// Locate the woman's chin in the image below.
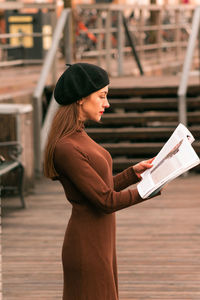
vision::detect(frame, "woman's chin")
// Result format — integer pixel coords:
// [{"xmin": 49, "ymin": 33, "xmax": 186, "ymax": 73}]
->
[{"xmin": 94, "ymin": 116, "xmax": 102, "ymax": 122}]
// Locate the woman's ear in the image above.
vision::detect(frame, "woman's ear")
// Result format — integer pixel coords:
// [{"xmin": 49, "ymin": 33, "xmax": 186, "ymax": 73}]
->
[{"xmin": 77, "ymin": 99, "xmax": 83, "ymax": 105}]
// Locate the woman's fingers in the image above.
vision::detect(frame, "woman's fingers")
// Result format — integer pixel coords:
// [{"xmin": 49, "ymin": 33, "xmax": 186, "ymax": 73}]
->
[
  {"xmin": 133, "ymin": 157, "xmax": 156, "ymax": 179},
  {"xmin": 140, "ymin": 161, "xmax": 153, "ymax": 170},
  {"xmin": 145, "ymin": 157, "xmax": 155, "ymax": 164}
]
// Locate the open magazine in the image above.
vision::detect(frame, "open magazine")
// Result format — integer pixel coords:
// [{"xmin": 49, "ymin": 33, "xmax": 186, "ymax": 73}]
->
[{"xmin": 137, "ymin": 123, "xmax": 200, "ymax": 199}]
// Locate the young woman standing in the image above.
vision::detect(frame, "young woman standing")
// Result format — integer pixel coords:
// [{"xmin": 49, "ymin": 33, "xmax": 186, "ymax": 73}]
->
[{"xmin": 44, "ymin": 63, "xmax": 161, "ymax": 300}]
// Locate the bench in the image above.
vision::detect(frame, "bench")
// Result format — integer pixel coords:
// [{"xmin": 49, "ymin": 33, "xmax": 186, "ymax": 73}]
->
[{"xmin": 0, "ymin": 141, "xmax": 25, "ymax": 208}]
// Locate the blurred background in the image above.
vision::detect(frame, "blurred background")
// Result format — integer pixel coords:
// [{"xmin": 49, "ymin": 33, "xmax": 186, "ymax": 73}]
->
[{"xmin": 1, "ymin": 0, "xmax": 200, "ymax": 299}]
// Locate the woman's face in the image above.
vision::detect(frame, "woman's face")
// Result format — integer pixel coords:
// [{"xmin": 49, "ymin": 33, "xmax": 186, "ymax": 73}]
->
[{"xmin": 78, "ymin": 85, "xmax": 109, "ymax": 122}]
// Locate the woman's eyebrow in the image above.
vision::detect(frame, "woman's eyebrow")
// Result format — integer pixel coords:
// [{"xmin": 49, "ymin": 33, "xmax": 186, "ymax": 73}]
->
[{"xmin": 100, "ymin": 91, "xmax": 108, "ymax": 95}]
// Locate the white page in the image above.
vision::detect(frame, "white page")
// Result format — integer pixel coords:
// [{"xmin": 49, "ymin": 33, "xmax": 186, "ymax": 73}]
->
[
  {"xmin": 141, "ymin": 124, "xmax": 195, "ymax": 180},
  {"xmin": 137, "ymin": 124, "xmax": 200, "ymax": 199}
]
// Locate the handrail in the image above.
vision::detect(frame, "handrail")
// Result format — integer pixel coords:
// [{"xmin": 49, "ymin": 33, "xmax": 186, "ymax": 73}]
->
[
  {"xmin": 75, "ymin": 4, "xmax": 196, "ymax": 76},
  {"xmin": 33, "ymin": 8, "xmax": 72, "ymax": 176},
  {"xmin": 0, "ymin": 32, "xmax": 52, "ymax": 39},
  {"xmin": 177, "ymin": 6, "xmax": 200, "ymax": 126},
  {"xmin": 78, "ymin": 3, "xmax": 196, "ymax": 10},
  {"xmin": 1, "ymin": 4, "xmax": 196, "ymax": 74},
  {"xmin": 33, "ymin": 9, "xmax": 71, "ymax": 100},
  {"xmin": 122, "ymin": 13, "xmax": 144, "ymax": 75},
  {"xmin": 0, "ymin": 2, "xmax": 56, "ymax": 67},
  {"xmin": 0, "ymin": 2, "xmax": 56, "ymax": 10}
]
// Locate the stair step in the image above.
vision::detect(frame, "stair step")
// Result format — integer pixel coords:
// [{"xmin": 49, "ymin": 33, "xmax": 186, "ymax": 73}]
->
[
  {"xmin": 108, "ymin": 97, "xmax": 200, "ymax": 111},
  {"xmin": 101, "ymin": 111, "xmax": 200, "ymax": 126},
  {"xmin": 101, "ymin": 142, "xmax": 164, "ymax": 156},
  {"xmin": 86, "ymin": 126, "xmax": 200, "ymax": 141},
  {"xmin": 108, "ymin": 85, "xmax": 200, "ymax": 98},
  {"xmin": 112, "ymin": 157, "xmax": 141, "ymax": 172},
  {"xmin": 112, "ymin": 157, "xmax": 200, "ymax": 173},
  {"xmin": 87, "ymin": 91, "xmax": 200, "ymax": 173},
  {"xmin": 101, "ymin": 142, "xmax": 200, "ymax": 156}
]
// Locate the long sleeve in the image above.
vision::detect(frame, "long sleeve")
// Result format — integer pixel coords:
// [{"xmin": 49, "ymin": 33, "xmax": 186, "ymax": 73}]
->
[
  {"xmin": 113, "ymin": 166, "xmax": 140, "ymax": 192},
  {"xmin": 54, "ymin": 141, "xmax": 148, "ymax": 214}
]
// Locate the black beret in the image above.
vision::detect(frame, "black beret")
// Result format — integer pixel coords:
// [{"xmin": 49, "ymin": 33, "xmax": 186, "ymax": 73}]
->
[{"xmin": 54, "ymin": 63, "xmax": 109, "ymax": 105}]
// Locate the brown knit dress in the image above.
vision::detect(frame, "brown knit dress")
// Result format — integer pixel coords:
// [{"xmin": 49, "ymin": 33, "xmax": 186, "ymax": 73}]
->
[{"xmin": 54, "ymin": 127, "xmax": 145, "ymax": 300}]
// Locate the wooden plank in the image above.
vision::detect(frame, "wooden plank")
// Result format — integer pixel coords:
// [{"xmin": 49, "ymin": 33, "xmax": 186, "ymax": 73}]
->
[
  {"xmin": 108, "ymin": 85, "xmax": 200, "ymax": 98},
  {"xmin": 1, "ymin": 60, "xmax": 200, "ymax": 100},
  {"xmin": 87, "ymin": 126, "xmax": 200, "ymax": 142},
  {"xmin": 86, "ymin": 126, "xmax": 200, "ymax": 141},
  {"xmin": 86, "ymin": 127, "xmax": 174, "ymax": 141},
  {"xmin": 108, "ymin": 98, "xmax": 200, "ymax": 111},
  {"xmin": 101, "ymin": 141, "xmax": 200, "ymax": 156},
  {"xmin": 101, "ymin": 111, "xmax": 200, "ymax": 126},
  {"xmin": 117, "ymin": 174, "xmax": 200, "ymax": 299},
  {"xmin": 109, "ymin": 75, "xmax": 200, "ymax": 98},
  {"xmin": 0, "ymin": 204, "xmax": 1, "ymax": 300},
  {"xmin": 2, "ymin": 178, "xmax": 66, "ymax": 300},
  {"xmin": 2, "ymin": 175, "xmax": 200, "ymax": 299},
  {"xmin": 101, "ymin": 142, "xmax": 164, "ymax": 156},
  {"xmin": 112, "ymin": 158, "xmax": 200, "ymax": 173}
]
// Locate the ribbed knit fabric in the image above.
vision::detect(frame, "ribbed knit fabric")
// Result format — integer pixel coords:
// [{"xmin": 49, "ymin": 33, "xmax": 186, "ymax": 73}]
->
[{"xmin": 54, "ymin": 128, "xmax": 145, "ymax": 300}]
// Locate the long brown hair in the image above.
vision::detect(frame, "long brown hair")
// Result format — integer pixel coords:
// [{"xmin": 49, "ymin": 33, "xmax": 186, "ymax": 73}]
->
[{"xmin": 43, "ymin": 103, "xmax": 83, "ymax": 179}]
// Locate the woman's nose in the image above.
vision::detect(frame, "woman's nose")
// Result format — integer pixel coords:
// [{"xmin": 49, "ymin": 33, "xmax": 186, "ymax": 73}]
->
[{"xmin": 104, "ymin": 98, "xmax": 110, "ymax": 108}]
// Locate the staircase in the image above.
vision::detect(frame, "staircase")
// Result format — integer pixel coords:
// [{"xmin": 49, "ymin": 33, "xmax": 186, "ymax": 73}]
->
[{"xmin": 86, "ymin": 96, "xmax": 200, "ymax": 173}]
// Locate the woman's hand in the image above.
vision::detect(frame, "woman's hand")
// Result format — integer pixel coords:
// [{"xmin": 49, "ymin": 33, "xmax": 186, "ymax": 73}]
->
[{"xmin": 133, "ymin": 157, "xmax": 155, "ymax": 180}]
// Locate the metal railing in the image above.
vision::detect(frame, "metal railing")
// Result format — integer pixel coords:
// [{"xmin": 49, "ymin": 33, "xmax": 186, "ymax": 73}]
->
[
  {"xmin": 0, "ymin": 31, "xmax": 53, "ymax": 67},
  {"xmin": 1, "ymin": 3, "xmax": 198, "ymax": 75},
  {"xmin": 178, "ymin": 5, "xmax": 200, "ymax": 127},
  {"xmin": 33, "ymin": 8, "xmax": 72, "ymax": 175},
  {"xmin": 1, "ymin": 3, "xmax": 199, "ymax": 175},
  {"xmin": 74, "ymin": 4, "xmax": 198, "ymax": 76},
  {"xmin": 0, "ymin": 2, "xmax": 56, "ymax": 67}
]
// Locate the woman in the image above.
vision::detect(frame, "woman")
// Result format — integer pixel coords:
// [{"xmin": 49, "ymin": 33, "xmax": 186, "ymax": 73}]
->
[{"xmin": 44, "ymin": 63, "xmax": 161, "ymax": 300}]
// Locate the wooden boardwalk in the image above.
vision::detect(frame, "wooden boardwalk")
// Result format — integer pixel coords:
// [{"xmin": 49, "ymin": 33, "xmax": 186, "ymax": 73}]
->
[
  {"xmin": 2, "ymin": 174, "xmax": 200, "ymax": 300},
  {"xmin": 0, "ymin": 59, "xmax": 200, "ymax": 101}
]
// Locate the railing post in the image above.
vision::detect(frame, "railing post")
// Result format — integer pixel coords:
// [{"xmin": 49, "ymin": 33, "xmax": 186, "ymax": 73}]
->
[
  {"xmin": 122, "ymin": 13, "xmax": 144, "ymax": 75},
  {"xmin": 51, "ymin": 10, "xmax": 58, "ymax": 85},
  {"xmin": 139, "ymin": 8, "xmax": 145, "ymax": 59},
  {"xmin": 178, "ymin": 6, "xmax": 200, "ymax": 126},
  {"xmin": 178, "ymin": 95, "xmax": 187, "ymax": 126},
  {"xmin": 175, "ymin": 8, "xmax": 181, "ymax": 60},
  {"xmin": 64, "ymin": 9, "xmax": 72, "ymax": 64},
  {"xmin": 157, "ymin": 8, "xmax": 162, "ymax": 62},
  {"xmin": 33, "ymin": 9, "xmax": 71, "ymax": 176},
  {"xmin": 105, "ymin": 8, "xmax": 111, "ymax": 74},
  {"xmin": 117, "ymin": 10, "xmax": 124, "ymax": 76},
  {"xmin": 97, "ymin": 10, "xmax": 103, "ymax": 67},
  {"xmin": 33, "ymin": 95, "xmax": 43, "ymax": 176}
]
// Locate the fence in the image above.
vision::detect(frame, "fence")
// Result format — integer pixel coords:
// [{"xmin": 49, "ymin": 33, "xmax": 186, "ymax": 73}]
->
[
  {"xmin": 0, "ymin": 3, "xmax": 198, "ymax": 76},
  {"xmin": 0, "ymin": 2, "xmax": 56, "ymax": 67},
  {"xmin": 74, "ymin": 4, "xmax": 198, "ymax": 76},
  {"xmin": 1, "ymin": 3, "xmax": 200, "ymax": 174}
]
